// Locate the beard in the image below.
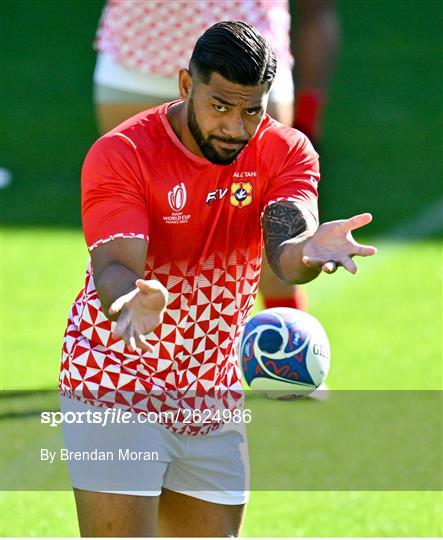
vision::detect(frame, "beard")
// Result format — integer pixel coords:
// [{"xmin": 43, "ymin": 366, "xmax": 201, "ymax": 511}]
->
[{"xmin": 187, "ymin": 97, "xmax": 249, "ymax": 165}]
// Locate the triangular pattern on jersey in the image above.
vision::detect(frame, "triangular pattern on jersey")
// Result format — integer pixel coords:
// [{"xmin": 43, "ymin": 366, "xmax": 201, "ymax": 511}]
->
[{"xmin": 59, "ymin": 249, "xmax": 261, "ymax": 436}]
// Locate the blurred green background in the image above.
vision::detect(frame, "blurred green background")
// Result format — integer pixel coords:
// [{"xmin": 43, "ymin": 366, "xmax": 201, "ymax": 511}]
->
[
  {"xmin": 1, "ymin": 0, "xmax": 442, "ymax": 537},
  {"xmin": 2, "ymin": 0, "xmax": 441, "ymax": 230}
]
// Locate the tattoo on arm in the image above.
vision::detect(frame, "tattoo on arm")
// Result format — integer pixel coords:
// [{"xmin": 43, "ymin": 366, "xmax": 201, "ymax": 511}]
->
[{"xmin": 262, "ymin": 202, "xmax": 318, "ymax": 279}]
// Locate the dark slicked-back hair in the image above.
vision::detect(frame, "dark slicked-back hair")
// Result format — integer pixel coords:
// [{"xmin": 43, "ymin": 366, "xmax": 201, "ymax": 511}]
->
[{"xmin": 189, "ymin": 21, "xmax": 277, "ymax": 87}]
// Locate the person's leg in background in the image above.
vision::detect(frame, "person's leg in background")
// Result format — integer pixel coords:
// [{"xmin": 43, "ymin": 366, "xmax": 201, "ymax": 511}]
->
[
  {"xmin": 258, "ymin": 255, "xmax": 308, "ymax": 311},
  {"xmin": 292, "ymin": 0, "xmax": 341, "ymax": 144},
  {"xmin": 257, "ymin": 0, "xmax": 342, "ymax": 312},
  {"xmin": 259, "ymin": 63, "xmax": 309, "ymax": 311},
  {"xmin": 94, "ymin": 85, "xmax": 163, "ymax": 134},
  {"xmin": 93, "ymin": 52, "xmax": 177, "ymax": 134}
]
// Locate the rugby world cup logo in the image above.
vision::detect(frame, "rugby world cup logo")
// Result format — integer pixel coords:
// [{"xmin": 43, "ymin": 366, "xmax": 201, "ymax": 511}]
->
[{"xmin": 168, "ymin": 182, "xmax": 187, "ymax": 211}]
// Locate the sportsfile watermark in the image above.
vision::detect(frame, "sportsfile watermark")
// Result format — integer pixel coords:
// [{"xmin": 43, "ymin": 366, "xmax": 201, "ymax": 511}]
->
[
  {"xmin": 40, "ymin": 407, "xmax": 252, "ymax": 427},
  {"xmin": 1, "ymin": 390, "xmax": 441, "ymax": 491}
]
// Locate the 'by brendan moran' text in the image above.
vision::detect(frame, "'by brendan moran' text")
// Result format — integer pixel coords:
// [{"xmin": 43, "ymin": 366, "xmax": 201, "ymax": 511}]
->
[{"xmin": 41, "ymin": 448, "xmax": 160, "ymax": 463}]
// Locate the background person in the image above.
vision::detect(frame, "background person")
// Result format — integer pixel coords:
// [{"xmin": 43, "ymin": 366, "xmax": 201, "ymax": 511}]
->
[{"xmin": 290, "ymin": 0, "xmax": 340, "ymax": 144}]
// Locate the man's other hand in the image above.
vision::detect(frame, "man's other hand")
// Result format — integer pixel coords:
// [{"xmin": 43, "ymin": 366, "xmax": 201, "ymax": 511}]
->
[
  {"xmin": 302, "ymin": 213, "xmax": 377, "ymax": 275},
  {"xmin": 109, "ymin": 279, "xmax": 169, "ymax": 352}
]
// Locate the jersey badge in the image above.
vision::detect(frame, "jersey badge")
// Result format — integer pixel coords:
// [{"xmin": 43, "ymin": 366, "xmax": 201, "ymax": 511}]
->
[{"xmin": 230, "ymin": 182, "xmax": 253, "ymax": 208}]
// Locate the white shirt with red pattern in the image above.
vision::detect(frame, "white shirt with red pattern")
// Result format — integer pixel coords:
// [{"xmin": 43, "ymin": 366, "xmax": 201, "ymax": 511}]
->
[{"xmin": 95, "ymin": 0, "xmax": 293, "ymax": 77}]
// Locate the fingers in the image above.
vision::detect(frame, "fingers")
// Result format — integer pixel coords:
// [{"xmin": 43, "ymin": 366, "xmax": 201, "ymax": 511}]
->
[
  {"xmin": 136, "ymin": 279, "xmax": 168, "ymax": 311},
  {"xmin": 109, "ymin": 278, "xmax": 168, "ymax": 314},
  {"xmin": 124, "ymin": 331, "xmax": 154, "ymax": 353},
  {"xmin": 113, "ymin": 325, "xmax": 154, "ymax": 353},
  {"xmin": 129, "ymin": 333, "xmax": 154, "ymax": 353},
  {"xmin": 352, "ymin": 243, "xmax": 378, "ymax": 257},
  {"xmin": 125, "ymin": 334, "xmax": 154, "ymax": 353},
  {"xmin": 113, "ymin": 315, "xmax": 138, "ymax": 352},
  {"xmin": 136, "ymin": 279, "xmax": 155, "ymax": 293},
  {"xmin": 303, "ymin": 256, "xmax": 357, "ymax": 275},
  {"xmin": 112, "ymin": 312, "xmax": 154, "ymax": 353},
  {"xmin": 129, "ymin": 335, "xmax": 137, "ymax": 352},
  {"xmin": 340, "ymin": 256, "xmax": 358, "ymax": 274},
  {"xmin": 108, "ymin": 298, "xmax": 124, "ymax": 316},
  {"xmin": 303, "ymin": 256, "xmax": 337, "ymax": 274},
  {"xmin": 343, "ymin": 213, "xmax": 373, "ymax": 232},
  {"xmin": 136, "ymin": 279, "xmax": 168, "ymax": 297},
  {"xmin": 321, "ymin": 261, "xmax": 337, "ymax": 274},
  {"xmin": 109, "ymin": 288, "xmax": 139, "ymax": 316},
  {"xmin": 127, "ymin": 332, "xmax": 154, "ymax": 353},
  {"xmin": 112, "ymin": 308, "xmax": 131, "ymax": 339},
  {"xmin": 303, "ymin": 256, "xmax": 326, "ymax": 271},
  {"xmin": 138, "ymin": 335, "xmax": 154, "ymax": 353},
  {"xmin": 110, "ymin": 280, "xmax": 167, "ymax": 352}
]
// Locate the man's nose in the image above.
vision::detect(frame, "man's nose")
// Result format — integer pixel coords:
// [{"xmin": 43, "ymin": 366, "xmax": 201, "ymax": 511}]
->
[{"xmin": 220, "ymin": 112, "xmax": 247, "ymax": 140}]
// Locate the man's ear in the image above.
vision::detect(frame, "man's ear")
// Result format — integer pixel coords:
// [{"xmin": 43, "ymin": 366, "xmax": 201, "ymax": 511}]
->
[{"xmin": 178, "ymin": 68, "xmax": 193, "ymax": 99}]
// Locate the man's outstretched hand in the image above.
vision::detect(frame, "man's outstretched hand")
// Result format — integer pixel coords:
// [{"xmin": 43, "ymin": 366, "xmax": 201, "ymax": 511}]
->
[
  {"xmin": 302, "ymin": 213, "xmax": 377, "ymax": 275},
  {"xmin": 109, "ymin": 279, "xmax": 168, "ymax": 352}
]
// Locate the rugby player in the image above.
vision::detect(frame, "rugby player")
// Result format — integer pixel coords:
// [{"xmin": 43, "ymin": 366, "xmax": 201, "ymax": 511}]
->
[{"xmin": 60, "ymin": 21, "xmax": 375, "ymax": 537}]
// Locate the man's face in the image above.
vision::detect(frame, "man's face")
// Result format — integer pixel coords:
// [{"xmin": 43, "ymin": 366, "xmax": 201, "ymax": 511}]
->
[{"xmin": 186, "ymin": 72, "xmax": 270, "ymax": 165}]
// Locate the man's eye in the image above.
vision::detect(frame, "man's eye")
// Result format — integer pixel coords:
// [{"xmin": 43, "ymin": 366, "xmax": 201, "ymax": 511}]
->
[
  {"xmin": 213, "ymin": 104, "xmax": 228, "ymax": 113},
  {"xmin": 245, "ymin": 109, "xmax": 261, "ymax": 116}
]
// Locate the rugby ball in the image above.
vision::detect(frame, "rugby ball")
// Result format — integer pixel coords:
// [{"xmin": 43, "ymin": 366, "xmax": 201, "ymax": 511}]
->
[{"xmin": 240, "ymin": 308, "xmax": 330, "ymax": 399}]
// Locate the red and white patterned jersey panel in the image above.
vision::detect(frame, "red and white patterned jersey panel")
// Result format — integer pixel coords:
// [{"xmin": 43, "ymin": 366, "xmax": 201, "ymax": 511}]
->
[
  {"xmin": 59, "ymin": 102, "xmax": 319, "ymax": 435},
  {"xmin": 95, "ymin": 0, "xmax": 293, "ymax": 77}
]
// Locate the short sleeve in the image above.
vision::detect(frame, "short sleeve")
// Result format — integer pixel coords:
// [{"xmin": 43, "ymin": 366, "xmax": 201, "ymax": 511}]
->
[
  {"xmin": 261, "ymin": 134, "xmax": 320, "ymax": 218},
  {"xmin": 81, "ymin": 134, "xmax": 149, "ymax": 251}
]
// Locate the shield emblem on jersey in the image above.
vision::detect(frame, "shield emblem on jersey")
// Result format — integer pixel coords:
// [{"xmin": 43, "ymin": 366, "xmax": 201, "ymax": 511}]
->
[{"xmin": 230, "ymin": 182, "xmax": 253, "ymax": 208}]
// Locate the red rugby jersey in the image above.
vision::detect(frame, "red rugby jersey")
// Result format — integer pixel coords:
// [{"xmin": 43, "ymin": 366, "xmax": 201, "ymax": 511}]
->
[{"xmin": 59, "ymin": 102, "xmax": 319, "ymax": 435}]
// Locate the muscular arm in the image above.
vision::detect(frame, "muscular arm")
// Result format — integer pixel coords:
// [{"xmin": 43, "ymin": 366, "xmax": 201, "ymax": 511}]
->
[
  {"xmin": 90, "ymin": 238, "xmax": 168, "ymax": 351},
  {"xmin": 91, "ymin": 238, "xmax": 147, "ymax": 320},
  {"xmin": 262, "ymin": 201, "xmax": 320, "ymax": 284},
  {"xmin": 263, "ymin": 201, "xmax": 377, "ymax": 282}
]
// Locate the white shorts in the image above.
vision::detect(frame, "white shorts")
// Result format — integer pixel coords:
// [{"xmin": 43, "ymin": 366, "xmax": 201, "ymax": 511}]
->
[
  {"xmin": 94, "ymin": 52, "xmax": 294, "ymax": 105},
  {"xmin": 60, "ymin": 396, "xmax": 249, "ymax": 505}
]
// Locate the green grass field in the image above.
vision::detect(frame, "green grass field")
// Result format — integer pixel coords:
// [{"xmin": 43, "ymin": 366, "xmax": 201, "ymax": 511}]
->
[{"xmin": 1, "ymin": 0, "xmax": 442, "ymax": 537}]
